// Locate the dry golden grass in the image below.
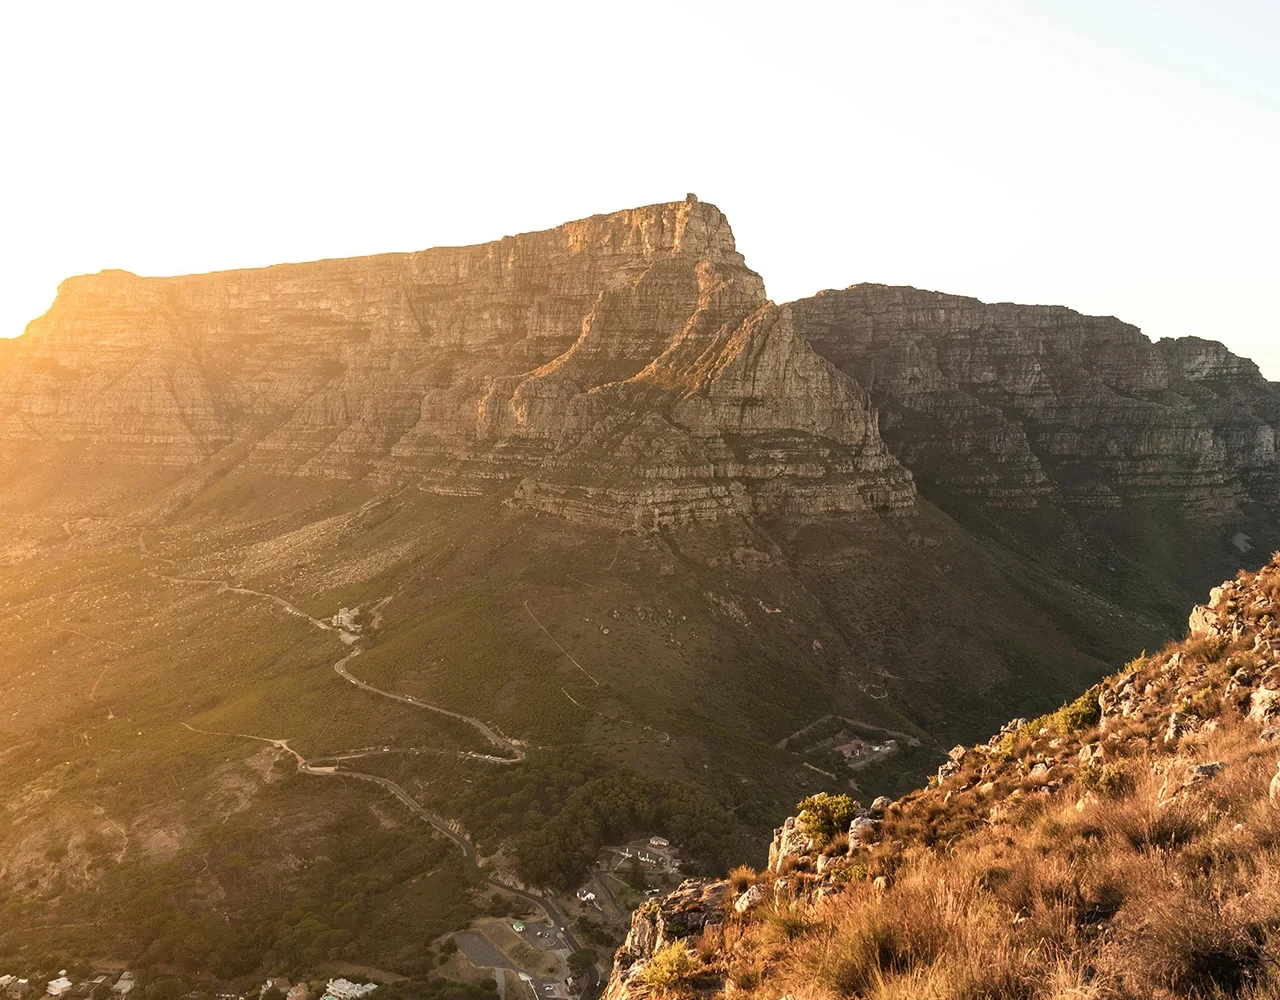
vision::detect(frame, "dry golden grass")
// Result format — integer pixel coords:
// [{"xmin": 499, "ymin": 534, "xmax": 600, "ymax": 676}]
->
[{"xmin": 689, "ymin": 567, "xmax": 1280, "ymax": 1000}]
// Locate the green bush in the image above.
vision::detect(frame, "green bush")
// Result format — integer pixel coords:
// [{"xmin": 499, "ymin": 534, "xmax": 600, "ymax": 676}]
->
[
  {"xmin": 637, "ymin": 941, "xmax": 697, "ymax": 991},
  {"xmin": 1032, "ymin": 687, "xmax": 1101, "ymax": 737},
  {"xmin": 1078, "ymin": 760, "xmax": 1132, "ymax": 798},
  {"xmin": 796, "ymin": 793, "xmax": 857, "ymax": 847}
]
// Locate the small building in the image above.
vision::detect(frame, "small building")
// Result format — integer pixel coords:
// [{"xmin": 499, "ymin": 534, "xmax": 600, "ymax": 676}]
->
[
  {"xmin": 286, "ymin": 986, "xmax": 308, "ymax": 1000},
  {"xmin": 64, "ymin": 980, "xmax": 106, "ymax": 1000},
  {"xmin": 321, "ymin": 982, "xmax": 376, "ymax": 1000},
  {"xmin": 109, "ymin": 976, "xmax": 134, "ymax": 1000},
  {"xmin": 46, "ymin": 980, "xmax": 72, "ymax": 999},
  {"xmin": 4, "ymin": 979, "xmax": 33, "ymax": 1000},
  {"xmin": 511, "ymin": 921, "xmax": 526, "ymax": 933},
  {"xmin": 648, "ymin": 836, "xmax": 670, "ymax": 849},
  {"xmin": 262, "ymin": 980, "xmax": 291, "ymax": 998}
]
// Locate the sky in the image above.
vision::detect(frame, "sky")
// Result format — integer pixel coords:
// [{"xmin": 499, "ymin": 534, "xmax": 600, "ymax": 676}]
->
[{"xmin": 1, "ymin": 1, "xmax": 1277, "ymax": 376}]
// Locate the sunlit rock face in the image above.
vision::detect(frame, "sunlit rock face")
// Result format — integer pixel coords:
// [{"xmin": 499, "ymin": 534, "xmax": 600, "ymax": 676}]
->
[
  {"xmin": 786, "ymin": 284, "xmax": 1280, "ymax": 515},
  {"xmin": 0, "ymin": 199, "xmax": 914, "ymax": 526},
  {"xmin": 4, "ymin": 203, "xmax": 1275, "ymax": 530}
]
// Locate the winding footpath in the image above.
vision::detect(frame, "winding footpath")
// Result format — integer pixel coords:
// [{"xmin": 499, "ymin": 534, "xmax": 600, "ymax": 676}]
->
[{"xmin": 144, "ymin": 536, "xmax": 595, "ymax": 992}]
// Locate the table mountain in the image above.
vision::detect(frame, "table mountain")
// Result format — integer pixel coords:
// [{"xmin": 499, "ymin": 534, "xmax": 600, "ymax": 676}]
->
[{"xmin": 1, "ymin": 196, "xmax": 1277, "ymax": 976}]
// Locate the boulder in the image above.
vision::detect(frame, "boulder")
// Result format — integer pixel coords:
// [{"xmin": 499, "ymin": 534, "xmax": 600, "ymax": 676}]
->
[
  {"xmin": 1250, "ymin": 689, "xmax": 1280, "ymax": 726},
  {"xmin": 868, "ymin": 796, "xmax": 893, "ymax": 818},
  {"xmin": 1189, "ymin": 605, "xmax": 1223, "ymax": 637},
  {"xmin": 848, "ymin": 817, "xmax": 878, "ymax": 844},
  {"xmin": 734, "ymin": 882, "xmax": 769, "ymax": 914},
  {"xmin": 768, "ymin": 815, "xmax": 812, "ymax": 872}
]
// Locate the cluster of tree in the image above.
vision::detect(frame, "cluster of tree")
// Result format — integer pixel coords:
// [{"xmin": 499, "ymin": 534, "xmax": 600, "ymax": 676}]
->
[
  {"xmin": 482, "ymin": 892, "xmax": 525, "ymax": 918},
  {"xmin": 567, "ymin": 949, "xmax": 598, "ymax": 974},
  {"xmin": 574, "ymin": 916, "xmax": 621, "ymax": 949},
  {"xmin": 451, "ymin": 751, "xmax": 596, "ymax": 845},
  {"xmin": 509, "ymin": 770, "xmax": 735, "ymax": 890}
]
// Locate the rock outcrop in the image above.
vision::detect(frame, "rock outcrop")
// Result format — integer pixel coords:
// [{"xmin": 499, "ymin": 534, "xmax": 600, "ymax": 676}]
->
[{"xmin": 604, "ymin": 879, "xmax": 730, "ymax": 1000}]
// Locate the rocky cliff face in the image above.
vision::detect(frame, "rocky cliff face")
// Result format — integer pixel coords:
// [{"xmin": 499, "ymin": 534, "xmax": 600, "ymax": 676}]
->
[
  {"xmin": 786, "ymin": 284, "xmax": 1280, "ymax": 514},
  {"xmin": 3, "ymin": 207, "xmax": 1276, "ymax": 534},
  {"xmin": 0, "ymin": 198, "xmax": 913, "ymax": 526}
]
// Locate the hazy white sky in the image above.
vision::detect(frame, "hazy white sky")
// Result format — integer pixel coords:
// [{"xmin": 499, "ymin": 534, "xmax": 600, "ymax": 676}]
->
[{"xmin": 2, "ymin": 1, "xmax": 1277, "ymax": 376}]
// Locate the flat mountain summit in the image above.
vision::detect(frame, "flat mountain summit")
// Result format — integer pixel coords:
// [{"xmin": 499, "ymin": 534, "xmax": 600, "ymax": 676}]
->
[
  {"xmin": 1, "ymin": 198, "xmax": 1277, "ymax": 976},
  {"xmin": 4, "ymin": 197, "xmax": 1275, "ymax": 530}
]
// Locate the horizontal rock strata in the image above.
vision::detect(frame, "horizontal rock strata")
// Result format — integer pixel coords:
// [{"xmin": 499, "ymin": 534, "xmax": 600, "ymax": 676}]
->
[{"xmin": 786, "ymin": 284, "xmax": 1280, "ymax": 513}]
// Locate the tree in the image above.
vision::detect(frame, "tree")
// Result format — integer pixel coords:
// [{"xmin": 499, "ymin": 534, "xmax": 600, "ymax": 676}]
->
[
  {"xmin": 144, "ymin": 979, "xmax": 188, "ymax": 1000},
  {"xmin": 568, "ymin": 949, "xmax": 597, "ymax": 974},
  {"xmin": 795, "ymin": 792, "xmax": 856, "ymax": 847}
]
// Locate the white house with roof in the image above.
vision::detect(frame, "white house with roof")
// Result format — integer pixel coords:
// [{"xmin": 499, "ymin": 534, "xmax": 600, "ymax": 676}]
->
[
  {"xmin": 46, "ymin": 979, "xmax": 72, "ymax": 998},
  {"xmin": 322, "ymin": 982, "xmax": 376, "ymax": 1000}
]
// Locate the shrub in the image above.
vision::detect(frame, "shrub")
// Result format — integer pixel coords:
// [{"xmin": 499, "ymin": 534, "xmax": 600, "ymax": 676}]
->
[
  {"xmin": 1048, "ymin": 687, "xmax": 1102, "ymax": 734},
  {"xmin": 795, "ymin": 792, "xmax": 857, "ymax": 847},
  {"xmin": 637, "ymin": 941, "xmax": 697, "ymax": 992},
  {"xmin": 762, "ymin": 901, "xmax": 812, "ymax": 942},
  {"xmin": 822, "ymin": 832, "xmax": 850, "ymax": 856},
  {"xmin": 1102, "ymin": 793, "xmax": 1202, "ymax": 852},
  {"xmin": 1079, "ymin": 760, "xmax": 1133, "ymax": 798},
  {"xmin": 727, "ymin": 865, "xmax": 756, "ymax": 893}
]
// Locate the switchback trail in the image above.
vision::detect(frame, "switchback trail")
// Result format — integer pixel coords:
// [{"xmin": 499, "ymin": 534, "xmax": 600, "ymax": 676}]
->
[{"xmin": 151, "ymin": 536, "xmax": 595, "ymax": 992}]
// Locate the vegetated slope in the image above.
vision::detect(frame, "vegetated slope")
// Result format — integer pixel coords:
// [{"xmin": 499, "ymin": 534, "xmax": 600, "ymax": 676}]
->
[{"xmin": 606, "ymin": 557, "xmax": 1280, "ymax": 1000}]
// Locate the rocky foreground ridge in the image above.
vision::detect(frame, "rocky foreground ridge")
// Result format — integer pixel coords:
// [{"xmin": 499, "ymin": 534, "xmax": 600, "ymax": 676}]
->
[
  {"xmin": 606, "ymin": 558, "xmax": 1280, "ymax": 999},
  {"xmin": 1, "ymin": 198, "xmax": 1276, "ymax": 531}
]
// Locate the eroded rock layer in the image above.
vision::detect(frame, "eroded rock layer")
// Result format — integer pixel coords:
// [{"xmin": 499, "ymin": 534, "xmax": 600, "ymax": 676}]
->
[
  {"xmin": 0, "ymin": 199, "xmax": 914, "ymax": 526},
  {"xmin": 786, "ymin": 284, "xmax": 1280, "ymax": 513}
]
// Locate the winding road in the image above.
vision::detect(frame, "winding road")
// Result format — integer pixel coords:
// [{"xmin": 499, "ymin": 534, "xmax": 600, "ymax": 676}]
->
[{"xmin": 148, "ymin": 535, "xmax": 597, "ymax": 995}]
